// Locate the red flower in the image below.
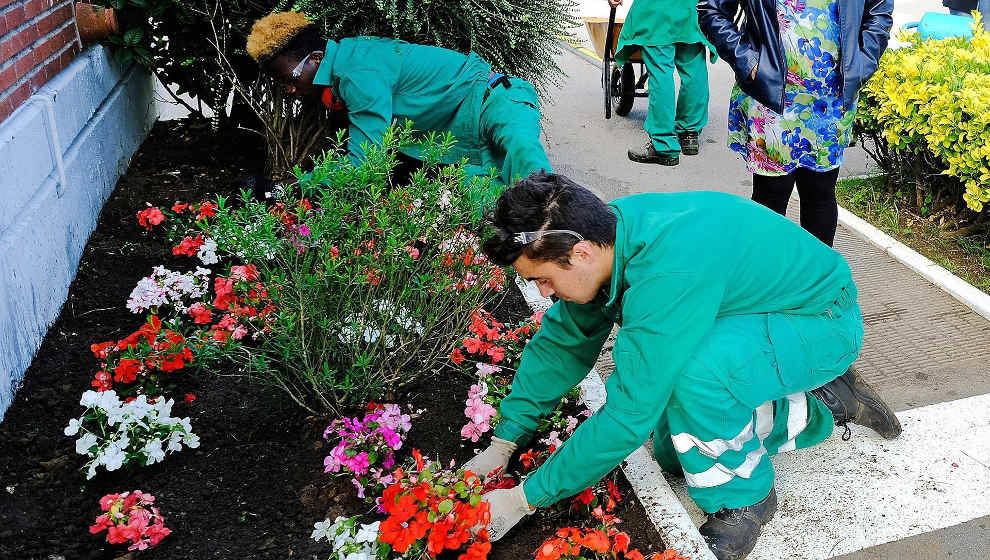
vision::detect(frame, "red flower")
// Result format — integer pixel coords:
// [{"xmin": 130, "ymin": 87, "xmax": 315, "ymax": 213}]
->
[
  {"xmin": 114, "ymin": 358, "xmax": 141, "ymax": 384},
  {"xmin": 172, "ymin": 235, "xmax": 205, "ymax": 257},
  {"xmin": 195, "ymin": 201, "xmax": 218, "ymax": 220},
  {"xmin": 519, "ymin": 449, "xmax": 539, "ymax": 470},
  {"xmin": 463, "ymin": 337, "xmax": 488, "ymax": 355},
  {"xmin": 536, "ymin": 537, "xmax": 571, "ymax": 560},
  {"xmin": 612, "ymin": 531, "xmax": 631, "ymax": 555},
  {"xmin": 90, "ymin": 341, "xmax": 115, "ymax": 359},
  {"xmin": 184, "ymin": 393, "xmax": 197, "ymax": 402},
  {"xmin": 412, "ymin": 448, "xmax": 425, "ymax": 472},
  {"xmin": 451, "ymin": 349, "xmax": 466, "ymax": 364},
  {"xmin": 608, "ymin": 480, "xmax": 622, "ymax": 503},
  {"xmin": 572, "ymin": 487, "xmax": 594, "ymax": 509},
  {"xmin": 136, "ymin": 207, "xmax": 165, "ymax": 230},
  {"xmin": 230, "ymin": 264, "xmax": 259, "ymax": 282},
  {"xmin": 188, "ymin": 303, "xmax": 213, "ymax": 325},
  {"xmin": 213, "ymin": 277, "xmax": 236, "ymax": 310},
  {"xmin": 576, "ymin": 529, "xmax": 609, "ymax": 554},
  {"xmin": 486, "ymin": 346, "xmax": 505, "ymax": 364},
  {"xmin": 457, "ymin": 540, "xmax": 491, "ymax": 560},
  {"xmin": 330, "ymin": 246, "xmax": 339, "ymax": 259},
  {"xmin": 379, "ymin": 510, "xmax": 429, "ymax": 553},
  {"xmin": 171, "ymin": 202, "xmax": 189, "ymax": 213},
  {"xmin": 91, "ymin": 370, "xmax": 113, "ymax": 391},
  {"xmin": 159, "ymin": 353, "xmax": 186, "ymax": 372}
]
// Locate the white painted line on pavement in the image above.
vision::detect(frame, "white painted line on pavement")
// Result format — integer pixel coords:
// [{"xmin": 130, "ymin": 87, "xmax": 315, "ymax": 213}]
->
[
  {"xmin": 836, "ymin": 205, "xmax": 990, "ymax": 323},
  {"xmin": 669, "ymin": 392, "xmax": 990, "ymax": 559},
  {"xmin": 513, "ymin": 275, "xmax": 716, "ymax": 559}
]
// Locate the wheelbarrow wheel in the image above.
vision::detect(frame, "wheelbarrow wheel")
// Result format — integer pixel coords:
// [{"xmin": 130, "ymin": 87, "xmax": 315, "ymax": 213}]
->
[{"xmin": 613, "ymin": 63, "xmax": 635, "ymax": 117}]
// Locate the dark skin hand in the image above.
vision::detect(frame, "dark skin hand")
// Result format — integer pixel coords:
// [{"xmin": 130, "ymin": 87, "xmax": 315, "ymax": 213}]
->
[{"xmin": 268, "ymin": 52, "xmax": 323, "ymax": 99}]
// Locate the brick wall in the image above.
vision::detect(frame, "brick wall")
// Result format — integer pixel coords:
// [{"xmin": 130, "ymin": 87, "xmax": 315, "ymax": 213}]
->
[{"xmin": 0, "ymin": 0, "xmax": 81, "ymax": 122}]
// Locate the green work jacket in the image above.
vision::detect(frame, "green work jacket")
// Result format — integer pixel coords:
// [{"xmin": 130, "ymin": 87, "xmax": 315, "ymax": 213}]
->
[
  {"xmin": 313, "ymin": 37, "xmax": 493, "ymax": 168},
  {"xmin": 615, "ymin": 0, "xmax": 717, "ymax": 64},
  {"xmin": 493, "ymin": 191, "xmax": 856, "ymax": 507}
]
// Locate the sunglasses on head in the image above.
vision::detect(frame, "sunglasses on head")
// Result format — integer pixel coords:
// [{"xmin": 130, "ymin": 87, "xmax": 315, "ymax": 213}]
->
[{"xmin": 291, "ymin": 50, "xmax": 323, "ymax": 79}]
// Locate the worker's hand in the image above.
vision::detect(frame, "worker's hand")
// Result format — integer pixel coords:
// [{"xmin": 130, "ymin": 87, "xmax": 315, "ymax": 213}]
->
[
  {"xmin": 749, "ymin": 61, "xmax": 758, "ymax": 80},
  {"xmin": 607, "ymin": 0, "xmax": 623, "ymax": 7},
  {"xmin": 482, "ymin": 484, "xmax": 535, "ymax": 542},
  {"xmin": 463, "ymin": 436, "xmax": 518, "ymax": 479}
]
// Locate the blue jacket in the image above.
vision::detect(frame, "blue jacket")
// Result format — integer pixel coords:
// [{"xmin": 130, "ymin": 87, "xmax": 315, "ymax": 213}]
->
[{"xmin": 697, "ymin": 0, "xmax": 893, "ymax": 113}]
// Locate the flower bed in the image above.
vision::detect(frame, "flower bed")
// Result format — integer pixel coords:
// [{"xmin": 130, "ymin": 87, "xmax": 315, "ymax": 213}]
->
[{"xmin": 0, "ymin": 120, "xmax": 671, "ymax": 559}]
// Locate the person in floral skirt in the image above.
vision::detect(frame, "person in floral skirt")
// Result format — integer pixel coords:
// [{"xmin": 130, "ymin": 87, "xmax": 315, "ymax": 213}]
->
[{"xmin": 698, "ymin": 0, "xmax": 893, "ymax": 246}]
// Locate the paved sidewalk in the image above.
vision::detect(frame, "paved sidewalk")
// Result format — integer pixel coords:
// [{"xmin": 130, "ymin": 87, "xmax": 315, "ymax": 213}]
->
[{"xmin": 539, "ymin": 23, "xmax": 990, "ymax": 560}]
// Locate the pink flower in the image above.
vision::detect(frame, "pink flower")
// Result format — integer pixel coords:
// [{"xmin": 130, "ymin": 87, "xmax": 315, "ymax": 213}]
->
[
  {"xmin": 404, "ymin": 245, "xmax": 420, "ymax": 260},
  {"xmin": 475, "ymin": 363, "xmax": 502, "ymax": 377},
  {"xmin": 468, "ymin": 382, "xmax": 488, "ymax": 400},
  {"xmin": 231, "ymin": 325, "xmax": 248, "ymax": 340},
  {"xmin": 464, "ymin": 398, "xmax": 496, "ymax": 425},
  {"xmin": 461, "ymin": 421, "xmax": 490, "ymax": 442}
]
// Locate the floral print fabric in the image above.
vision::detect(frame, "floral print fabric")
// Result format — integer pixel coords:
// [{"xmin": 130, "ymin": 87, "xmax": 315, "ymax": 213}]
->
[{"xmin": 727, "ymin": 0, "xmax": 856, "ymax": 176}]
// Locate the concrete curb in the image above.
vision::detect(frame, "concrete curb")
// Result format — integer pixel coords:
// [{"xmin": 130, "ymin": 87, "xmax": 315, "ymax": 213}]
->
[
  {"xmin": 513, "ymin": 276, "xmax": 716, "ymax": 559},
  {"xmin": 835, "ymin": 205, "xmax": 990, "ymax": 323}
]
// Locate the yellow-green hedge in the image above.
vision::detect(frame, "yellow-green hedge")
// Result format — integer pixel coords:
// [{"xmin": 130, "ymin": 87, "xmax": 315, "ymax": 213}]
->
[{"xmin": 857, "ymin": 16, "xmax": 990, "ymax": 211}]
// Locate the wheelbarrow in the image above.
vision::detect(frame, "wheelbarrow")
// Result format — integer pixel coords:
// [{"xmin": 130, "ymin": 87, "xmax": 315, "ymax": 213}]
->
[{"xmin": 583, "ymin": 7, "xmax": 649, "ymax": 119}]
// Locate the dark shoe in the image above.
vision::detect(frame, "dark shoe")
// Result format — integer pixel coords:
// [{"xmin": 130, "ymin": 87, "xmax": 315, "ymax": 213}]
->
[
  {"xmin": 699, "ymin": 488, "xmax": 778, "ymax": 560},
  {"xmin": 678, "ymin": 131, "xmax": 700, "ymax": 155},
  {"xmin": 812, "ymin": 367, "xmax": 902, "ymax": 440},
  {"xmin": 627, "ymin": 142, "xmax": 679, "ymax": 165}
]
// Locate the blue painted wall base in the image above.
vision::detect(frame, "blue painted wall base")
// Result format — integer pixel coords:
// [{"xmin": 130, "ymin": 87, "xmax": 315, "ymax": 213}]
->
[{"xmin": 0, "ymin": 45, "xmax": 156, "ymax": 421}]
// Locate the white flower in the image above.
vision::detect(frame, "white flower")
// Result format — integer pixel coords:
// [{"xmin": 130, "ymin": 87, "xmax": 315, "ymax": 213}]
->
[
  {"xmin": 101, "ymin": 442, "xmax": 127, "ymax": 471},
  {"xmin": 353, "ymin": 522, "xmax": 379, "ymax": 543},
  {"xmin": 167, "ymin": 431, "xmax": 184, "ymax": 452},
  {"xmin": 75, "ymin": 433, "xmax": 98, "ymax": 455},
  {"xmin": 86, "ymin": 462, "xmax": 98, "ymax": 480},
  {"xmin": 311, "ymin": 518, "xmax": 335, "ymax": 542},
  {"xmin": 341, "ymin": 549, "xmax": 375, "ymax": 560},
  {"xmin": 79, "ymin": 390, "xmax": 102, "ymax": 408},
  {"xmin": 94, "ymin": 390, "xmax": 122, "ymax": 412},
  {"xmin": 64, "ymin": 418, "xmax": 81, "ymax": 436},
  {"xmin": 144, "ymin": 439, "xmax": 165, "ymax": 465},
  {"xmin": 197, "ymin": 237, "xmax": 219, "ymax": 265},
  {"xmin": 182, "ymin": 431, "xmax": 200, "ymax": 449}
]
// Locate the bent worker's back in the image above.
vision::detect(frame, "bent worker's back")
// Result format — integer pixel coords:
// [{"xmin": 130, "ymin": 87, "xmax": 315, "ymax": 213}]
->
[
  {"xmin": 315, "ymin": 37, "xmax": 492, "ymax": 162},
  {"xmin": 612, "ymin": 190, "xmax": 853, "ymax": 318}
]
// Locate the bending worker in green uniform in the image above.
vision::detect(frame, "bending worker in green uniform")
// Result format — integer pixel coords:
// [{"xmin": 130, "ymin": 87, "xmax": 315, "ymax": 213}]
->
[
  {"xmin": 245, "ymin": 11, "xmax": 552, "ymax": 187},
  {"xmin": 469, "ymin": 173, "xmax": 902, "ymax": 560},
  {"xmin": 608, "ymin": 0, "xmax": 714, "ymax": 165}
]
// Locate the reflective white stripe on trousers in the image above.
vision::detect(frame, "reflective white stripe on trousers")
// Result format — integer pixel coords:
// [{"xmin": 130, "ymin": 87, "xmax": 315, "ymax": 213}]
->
[{"xmin": 680, "ymin": 394, "xmax": 807, "ymax": 488}]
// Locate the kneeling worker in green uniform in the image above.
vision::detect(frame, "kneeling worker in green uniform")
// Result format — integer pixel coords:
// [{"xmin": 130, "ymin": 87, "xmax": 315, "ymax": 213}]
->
[
  {"xmin": 469, "ymin": 172, "xmax": 902, "ymax": 560},
  {"xmin": 245, "ymin": 11, "xmax": 552, "ymax": 188}
]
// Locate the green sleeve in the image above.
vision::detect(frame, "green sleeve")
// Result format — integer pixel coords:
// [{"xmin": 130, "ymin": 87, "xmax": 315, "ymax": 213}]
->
[
  {"xmin": 493, "ymin": 300, "xmax": 612, "ymax": 446},
  {"xmin": 338, "ymin": 71, "xmax": 394, "ymax": 164},
  {"xmin": 522, "ymin": 273, "xmax": 723, "ymax": 507}
]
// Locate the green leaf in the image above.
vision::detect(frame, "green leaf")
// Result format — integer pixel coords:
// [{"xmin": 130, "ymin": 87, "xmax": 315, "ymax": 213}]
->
[
  {"xmin": 453, "ymin": 481, "xmax": 467, "ymax": 495},
  {"xmin": 123, "ymin": 28, "xmax": 144, "ymax": 46},
  {"xmin": 128, "ymin": 0, "xmax": 148, "ymax": 7},
  {"xmin": 437, "ymin": 499, "xmax": 453, "ymax": 514},
  {"xmin": 469, "ymin": 493, "xmax": 481, "ymax": 507}
]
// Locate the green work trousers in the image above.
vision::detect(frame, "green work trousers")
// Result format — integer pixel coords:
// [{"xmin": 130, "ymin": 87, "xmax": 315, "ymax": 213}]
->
[
  {"xmin": 651, "ymin": 293, "xmax": 862, "ymax": 513},
  {"xmin": 478, "ymin": 78, "xmax": 553, "ymax": 188},
  {"xmin": 640, "ymin": 43, "xmax": 710, "ymax": 157}
]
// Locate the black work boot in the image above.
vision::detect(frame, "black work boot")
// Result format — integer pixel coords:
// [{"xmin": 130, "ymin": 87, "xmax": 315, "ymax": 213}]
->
[
  {"xmin": 811, "ymin": 367, "xmax": 902, "ymax": 440},
  {"xmin": 628, "ymin": 142, "xmax": 679, "ymax": 165},
  {"xmin": 678, "ymin": 131, "xmax": 700, "ymax": 155},
  {"xmin": 699, "ymin": 488, "xmax": 778, "ymax": 560}
]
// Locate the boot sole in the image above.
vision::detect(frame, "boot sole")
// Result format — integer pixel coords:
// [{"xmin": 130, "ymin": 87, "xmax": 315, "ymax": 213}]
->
[
  {"xmin": 681, "ymin": 147, "xmax": 699, "ymax": 155},
  {"xmin": 627, "ymin": 154, "xmax": 680, "ymax": 166}
]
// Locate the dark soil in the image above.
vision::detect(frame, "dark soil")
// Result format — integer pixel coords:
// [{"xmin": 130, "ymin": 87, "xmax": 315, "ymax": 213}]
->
[{"xmin": 0, "ymin": 120, "xmax": 665, "ymax": 560}]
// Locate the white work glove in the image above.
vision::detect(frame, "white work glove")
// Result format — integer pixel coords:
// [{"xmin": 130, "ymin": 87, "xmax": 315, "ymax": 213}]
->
[
  {"xmin": 463, "ymin": 436, "xmax": 517, "ymax": 479},
  {"xmin": 482, "ymin": 484, "xmax": 535, "ymax": 542}
]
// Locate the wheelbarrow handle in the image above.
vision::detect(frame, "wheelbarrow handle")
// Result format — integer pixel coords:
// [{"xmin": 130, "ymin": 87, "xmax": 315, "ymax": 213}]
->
[{"xmin": 604, "ymin": 6, "xmax": 617, "ymax": 64}]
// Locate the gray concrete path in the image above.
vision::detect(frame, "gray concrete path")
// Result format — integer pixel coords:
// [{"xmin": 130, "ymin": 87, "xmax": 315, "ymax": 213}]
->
[{"xmin": 540, "ymin": 36, "xmax": 990, "ymax": 560}]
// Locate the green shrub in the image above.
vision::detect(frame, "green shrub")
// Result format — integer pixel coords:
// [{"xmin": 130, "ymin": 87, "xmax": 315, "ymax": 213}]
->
[
  {"xmin": 198, "ymin": 125, "xmax": 508, "ymax": 413},
  {"xmin": 856, "ymin": 16, "xmax": 990, "ymax": 213}
]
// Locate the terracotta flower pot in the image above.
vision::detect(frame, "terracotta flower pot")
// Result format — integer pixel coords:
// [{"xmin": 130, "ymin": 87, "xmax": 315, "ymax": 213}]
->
[{"xmin": 75, "ymin": 2, "xmax": 119, "ymax": 43}]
